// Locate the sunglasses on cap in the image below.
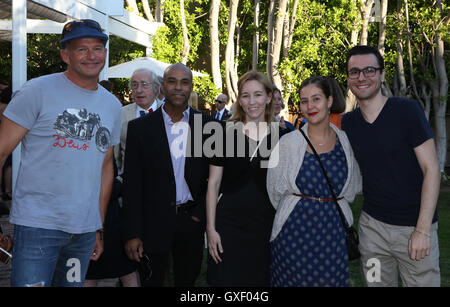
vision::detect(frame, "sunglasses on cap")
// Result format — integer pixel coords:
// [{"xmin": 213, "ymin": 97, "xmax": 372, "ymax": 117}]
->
[
  {"xmin": 60, "ymin": 19, "xmax": 108, "ymax": 48},
  {"xmin": 62, "ymin": 19, "xmax": 102, "ymax": 37}
]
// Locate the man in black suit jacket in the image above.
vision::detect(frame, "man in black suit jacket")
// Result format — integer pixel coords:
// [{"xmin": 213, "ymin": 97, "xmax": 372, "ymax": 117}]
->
[
  {"xmin": 211, "ymin": 93, "xmax": 231, "ymax": 121},
  {"xmin": 121, "ymin": 63, "xmax": 211, "ymax": 286}
]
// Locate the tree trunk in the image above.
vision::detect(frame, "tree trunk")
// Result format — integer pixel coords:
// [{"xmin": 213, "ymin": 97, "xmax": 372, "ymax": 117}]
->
[
  {"xmin": 141, "ymin": 0, "xmax": 155, "ymax": 22},
  {"xmin": 393, "ymin": 70, "xmax": 399, "ymax": 96},
  {"xmin": 286, "ymin": 0, "xmax": 299, "ymax": 53},
  {"xmin": 209, "ymin": 0, "xmax": 222, "ymax": 90},
  {"xmin": 421, "ymin": 82, "xmax": 431, "ymax": 120},
  {"xmin": 233, "ymin": 22, "xmax": 240, "ymax": 93},
  {"xmin": 404, "ymin": 0, "xmax": 423, "ymax": 108},
  {"xmin": 156, "ymin": 0, "xmax": 164, "ymax": 22},
  {"xmin": 350, "ymin": 3, "xmax": 360, "ymax": 48},
  {"xmin": 180, "ymin": 0, "xmax": 190, "ymax": 64},
  {"xmin": 225, "ymin": 0, "xmax": 239, "ymax": 103},
  {"xmin": 266, "ymin": 0, "xmax": 276, "ymax": 83},
  {"xmin": 378, "ymin": 0, "xmax": 387, "ymax": 56},
  {"xmin": 345, "ymin": 0, "xmax": 360, "ymax": 112},
  {"xmin": 360, "ymin": 0, "xmax": 374, "ymax": 45},
  {"xmin": 433, "ymin": 0, "xmax": 448, "ymax": 172},
  {"xmin": 271, "ymin": 0, "xmax": 288, "ymax": 90},
  {"xmin": 282, "ymin": 8, "xmax": 289, "ymax": 58},
  {"xmin": 376, "ymin": 0, "xmax": 392, "ymax": 97},
  {"xmin": 396, "ymin": 0, "xmax": 407, "ymax": 96},
  {"xmin": 349, "ymin": 0, "xmax": 360, "ymax": 47},
  {"xmin": 252, "ymin": 0, "xmax": 260, "ymax": 70},
  {"xmin": 126, "ymin": 0, "xmax": 139, "ymax": 15},
  {"xmin": 381, "ymin": 80, "xmax": 393, "ymax": 97}
]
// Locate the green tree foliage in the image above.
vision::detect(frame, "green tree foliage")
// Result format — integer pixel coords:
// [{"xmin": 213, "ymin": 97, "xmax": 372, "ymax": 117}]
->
[
  {"xmin": 0, "ymin": 32, "xmax": 145, "ymax": 100},
  {"xmin": 27, "ymin": 34, "xmax": 66, "ymax": 79},
  {"xmin": 406, "ymin": 1, "xmax": 449, "ymax": 86},
  {"xmin": 151, "ymin": 0, "xmax": 223, "ymax": 109},
  {"xmin": 0, "ymin": 40, "xmax": 12, "ymax": 82},
  {"xmin": 0, "ymin": 0, "xmax": 447, "ymax": 111},
  {"xmin": 278, "ymin": 0, "xmax": 359, "ymax": 105}
]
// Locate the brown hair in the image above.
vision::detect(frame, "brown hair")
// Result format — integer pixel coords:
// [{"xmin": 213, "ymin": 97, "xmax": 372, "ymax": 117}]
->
[
  {"xmin": 299, "ymin": 76, "xmax": 344, "ymax": 114},
  {"xmin": 326, "ymin": 77, "xmax": 346, "ymax": 114},
  {"xmin": 229, "ymin": 71, "xmax": 275, "ymax": 123}
]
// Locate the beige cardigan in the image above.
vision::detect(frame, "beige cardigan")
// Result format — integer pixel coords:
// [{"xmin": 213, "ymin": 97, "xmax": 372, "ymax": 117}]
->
[{"xmin": 266, "ymin": 123, "xmax": 362, "ymax": 242}]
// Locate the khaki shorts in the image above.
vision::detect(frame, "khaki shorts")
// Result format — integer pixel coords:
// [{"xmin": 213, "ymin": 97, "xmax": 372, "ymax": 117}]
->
[{"xmin": 358, "ymin": 211, "xmax": 440, "ymax": 287}]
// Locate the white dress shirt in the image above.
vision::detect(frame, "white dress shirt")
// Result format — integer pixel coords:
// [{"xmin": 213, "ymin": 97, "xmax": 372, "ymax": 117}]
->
[{"xmin": 136, "ymin": 100, "xmax": 158, "ymax": 118}]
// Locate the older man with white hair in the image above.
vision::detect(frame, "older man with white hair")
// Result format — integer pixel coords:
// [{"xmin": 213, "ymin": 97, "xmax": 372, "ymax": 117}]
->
[{"xmin": 114, "ymin": 68, "xmax": 163, "ymax": 174}]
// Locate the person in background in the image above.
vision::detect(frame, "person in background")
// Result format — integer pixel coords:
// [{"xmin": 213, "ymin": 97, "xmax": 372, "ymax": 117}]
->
[
  {"xmin": 326, "ymin": 77, "xmax": 346, "ymax": 129},
  {"xmin": 84, "ymin": 80, "xmax": 139, "ymax": 287},
  {"xmin": 155, "ymin": 75, "xmax": 165, "ymax": 106},
  {"xmin": 0, "ymin": 19, "xmax": 121, "ymax": 287},
  {"xmin": 188, "ymin": 91, "xmax": 199, "ymax": 110},
  {"xmin": 342, "ymin": 45, "xmax": 440, "ymax": 287},
  {"xmin": 267, "ymin": 76, "xmax": 361, "ymax": 287},
  {"xmin": 122, "ymin": 63, "xmax": 211, "ymax": 287},
  {"xmin": 0, "ymin": 86, "xmax": 12, "ymax": 204},
  {"xmin": 211, "ymin": 93, "xmax": 231, "ymax": 121},
  {"xmin": 114, "ymin": 68, "xmax": 163, "ymax": 175},
  {"xmin": 293, "ymin": 112, "xmax": 307, "ymax": 130},
  {"xmin": 206, "ymin": 71, "xmax": 288, "ymax": 286},
  {"xmin": 99, "ymin": 79, "xmax": 114, "ymax": 93},
  {"xmin": 272, "ymin": 85, "xmax": 294, "ymax": 131},
  {"xmin": 114, "ymin": 93, "xmax": 126, "ymax": 106},
  {"xmin": 0, "ymin": 84, "xmax": 11, "ymax": 216}
]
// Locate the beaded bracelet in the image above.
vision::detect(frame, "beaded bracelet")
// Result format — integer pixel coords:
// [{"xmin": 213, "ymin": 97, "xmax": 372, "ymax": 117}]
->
[{"xmin": 414, "ymin": 228, "xmax": 431, "ymax": 238}]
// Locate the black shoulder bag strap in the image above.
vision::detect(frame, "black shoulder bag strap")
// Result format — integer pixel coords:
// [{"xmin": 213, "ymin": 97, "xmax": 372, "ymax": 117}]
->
[
  {"xmin": 298, "ymin": 128, "xmax": 350, "ymax": 230},
  {"xmin": 299, "ymin": 128, "xmax": 361, "ymax": 261}
]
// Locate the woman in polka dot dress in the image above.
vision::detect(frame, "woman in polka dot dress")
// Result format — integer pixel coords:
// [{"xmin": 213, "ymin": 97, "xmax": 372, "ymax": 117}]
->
[{"xmin": 266, "ymin": 76, "xmax": 362, "ymax": 287}]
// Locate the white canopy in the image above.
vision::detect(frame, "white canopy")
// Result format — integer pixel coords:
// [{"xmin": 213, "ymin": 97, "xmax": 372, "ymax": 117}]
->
[{"xmin": 107, "ymin": 57, "xmax": 208, "ymax": 79}]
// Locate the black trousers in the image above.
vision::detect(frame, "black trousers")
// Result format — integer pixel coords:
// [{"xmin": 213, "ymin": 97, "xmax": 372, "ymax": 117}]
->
[{"xmin": 140, "ymin": 211, "xmax": 205, "ymax": 287}]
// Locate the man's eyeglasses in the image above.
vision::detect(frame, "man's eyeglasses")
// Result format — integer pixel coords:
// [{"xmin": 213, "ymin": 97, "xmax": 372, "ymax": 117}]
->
[
  {"xmin": 62, "ymin": 19, "xmax": 103, "ymax": 38},
  {"xmin": 131, "ymin": 81, "xmax": 152, "ymax": 90},
  {"xmin": 347, "ymin": 66, "xmax": 381, "ymax": 79},
  {"xmin": 215, "ymin": 99, "xmax": 226, "ymax": 104}
]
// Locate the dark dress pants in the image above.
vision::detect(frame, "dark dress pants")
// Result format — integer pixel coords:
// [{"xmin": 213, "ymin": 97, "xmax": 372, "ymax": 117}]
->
[{"xmin": 141, "ymin": 210, "xmax": 205, "ymax": 287}]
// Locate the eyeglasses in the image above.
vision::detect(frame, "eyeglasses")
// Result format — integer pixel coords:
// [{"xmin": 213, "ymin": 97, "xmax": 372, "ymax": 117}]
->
[
  {"xmin": 131, "ymin": 81, "xmax": 152, "ymax": 90},
  {"xmin": 347, "ymin": 66, "xmax": 381, "ymax": 79},
  {"xmin": 62, "ymin": 19, "xmax": 103, "ymax": 38},
  {"xmin": 215, "ymin": 99, "xmax": 226, "ymax": 104}
]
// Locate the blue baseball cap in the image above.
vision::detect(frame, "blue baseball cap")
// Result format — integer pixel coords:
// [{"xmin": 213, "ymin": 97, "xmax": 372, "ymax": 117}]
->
[{"xmin": 61, "ymin": 19, "xmax": 108, "ymax": 48}]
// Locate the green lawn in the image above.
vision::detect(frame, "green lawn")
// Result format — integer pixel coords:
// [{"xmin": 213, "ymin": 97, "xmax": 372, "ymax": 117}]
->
[
  {"xmin": 196, "ymin": 189, "xmax": 450, "ymax": 287},
  {"xmin": 436, "ymin": 189, "xmax": 450, "ymax": 287}
]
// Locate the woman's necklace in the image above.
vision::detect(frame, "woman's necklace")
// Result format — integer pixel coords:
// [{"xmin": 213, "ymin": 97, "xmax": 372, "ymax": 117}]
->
[{"xmin": 310, "ymin": 127, "xmax": 332, "ymax": 147}]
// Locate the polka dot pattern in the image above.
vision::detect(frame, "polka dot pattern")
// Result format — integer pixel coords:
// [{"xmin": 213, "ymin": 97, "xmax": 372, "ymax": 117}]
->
[{"xmin": 271, "ymin": 140, "xmax": 349, "ymax": 287}]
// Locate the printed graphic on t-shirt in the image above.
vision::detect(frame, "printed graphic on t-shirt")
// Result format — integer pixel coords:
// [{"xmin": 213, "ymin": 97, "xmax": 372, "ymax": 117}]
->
[{"xmin": 53, "ymin": 108, "xmax": 111, "ymax": 153}]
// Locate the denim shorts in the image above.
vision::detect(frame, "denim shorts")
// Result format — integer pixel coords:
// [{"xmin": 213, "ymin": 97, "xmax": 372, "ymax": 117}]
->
[{"xmin": 11, "ymin": 225, "xmax": 96, "ymax": 287}]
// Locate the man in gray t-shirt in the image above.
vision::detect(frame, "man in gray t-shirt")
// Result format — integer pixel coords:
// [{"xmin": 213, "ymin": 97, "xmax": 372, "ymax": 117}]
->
[{"xmin": 0, "ymin": 19, "xmax": 121, "ymax": 287}]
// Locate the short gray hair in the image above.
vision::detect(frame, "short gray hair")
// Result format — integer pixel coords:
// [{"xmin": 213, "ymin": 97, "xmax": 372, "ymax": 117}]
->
[{"xmin": 129, "ymin": 68, "xmax": 160, "ymax": 94}]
